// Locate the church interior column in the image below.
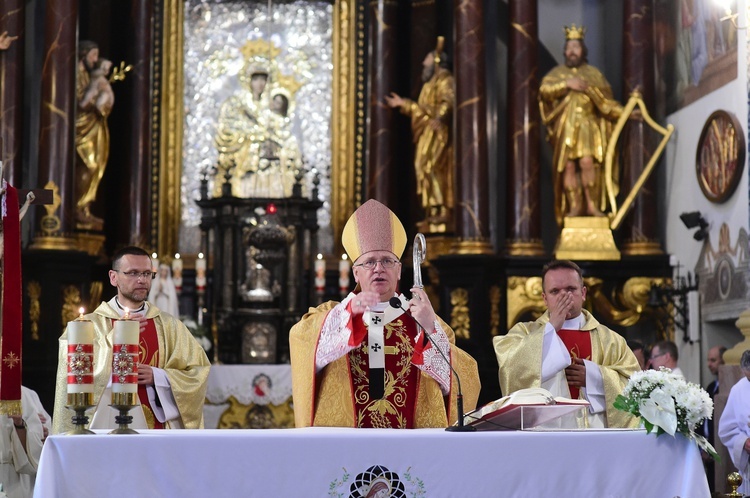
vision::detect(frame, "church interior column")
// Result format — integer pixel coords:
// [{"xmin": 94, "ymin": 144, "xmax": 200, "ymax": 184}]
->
[
  {"xmin": 366, "ymin": 0, "xmax": 400, "ymax": 208},
  {"xmin": 0, "ymin": 0, "xmax": 24, "ymax": 186},
  {"xmin": 620, "ymin": 0, "xmax": 661, "ymax": 255},
  {"xmin": 124, "ymin": 0, "xmax": 154, "ymax": 248},
  {"xmin": 505, "ymin": 0, "xmax": 544, "ymax": 257},
  {"xmin": 31, "ymin": 0, "xmax": 78, "ymax": 250},
  {"xmin": 452, "ymin": 0, "xmax": 491, "ymax": 254}
]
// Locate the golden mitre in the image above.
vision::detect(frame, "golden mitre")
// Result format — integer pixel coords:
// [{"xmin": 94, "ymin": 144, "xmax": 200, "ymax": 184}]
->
[{"xmin": 564, "ymin": 24, "xmax": 585, "ymax": 41}]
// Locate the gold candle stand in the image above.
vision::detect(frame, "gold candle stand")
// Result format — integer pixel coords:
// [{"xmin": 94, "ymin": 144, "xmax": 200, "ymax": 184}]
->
[
  {"xmin": 109, "ymin": 392, "xmax": 139, "ymax": 434},
  {"xmin": 65, "ymin": 392, "xmax": 95, "ymax": 435}
]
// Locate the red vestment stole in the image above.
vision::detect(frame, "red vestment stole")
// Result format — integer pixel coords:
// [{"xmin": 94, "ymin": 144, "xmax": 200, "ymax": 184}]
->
[
  {"xmin": 138, "ymin": 319, "xmax": 164, "ymax": 429},
  {"xmin": 556, "ymin": 328, "xmax": 592, "ymax": 399},
  {"xmin": 348, "ymin": 316, "xmax": 419, "ymax": 428}
]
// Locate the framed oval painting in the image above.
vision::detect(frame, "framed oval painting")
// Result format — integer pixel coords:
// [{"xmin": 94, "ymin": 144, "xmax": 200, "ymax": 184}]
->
[{"xmin": 696, "ymin": 110, "xmax": 745, "ymax": 203}]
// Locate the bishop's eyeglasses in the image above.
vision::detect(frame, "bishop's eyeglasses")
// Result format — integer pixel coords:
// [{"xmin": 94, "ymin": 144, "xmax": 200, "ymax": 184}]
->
[{"xmin": 353, "ymin": 259, "xmax": 400, "ymax": 270}]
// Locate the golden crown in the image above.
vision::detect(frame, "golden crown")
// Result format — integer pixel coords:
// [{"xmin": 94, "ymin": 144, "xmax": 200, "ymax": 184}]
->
[{"xmin": 564, "ymin": 24, "xmax": 586, "ymax": 41}]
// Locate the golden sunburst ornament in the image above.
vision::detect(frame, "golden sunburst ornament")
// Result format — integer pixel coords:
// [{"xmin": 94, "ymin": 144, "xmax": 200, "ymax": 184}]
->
[{"xmin": 3, "ymin": 352, "xmax": 20, "ymax": 369}]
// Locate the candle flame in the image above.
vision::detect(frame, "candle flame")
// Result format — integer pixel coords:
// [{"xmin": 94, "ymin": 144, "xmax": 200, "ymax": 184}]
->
[
  {"xmin": 342, "ymin": 254, "xmax": 348, "ymax": 261},
  {"xmin": 317, "ymin": 253, "xmax": 323, "ymax": 260},
  {"xmin": 175, "ymin": 253, "xmax": 181, "ymax": 259},
  {"xmin": 151, "ymin": 252, "xmax": 158, "ymax": 259},
  {"xmin": 78, "ymin": 307, "xmax": 85, "ymax": 320},
  {"xmin": 198, "ymin": 252, "xmax": 204, "ymax": 259}
]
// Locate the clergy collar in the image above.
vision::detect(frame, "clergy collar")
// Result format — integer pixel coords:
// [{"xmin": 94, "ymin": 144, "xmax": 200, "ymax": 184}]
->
[
  {"xmin": 561, "ymin": 313, "xmax": 585, "ymax": 330},
  {"xmin": 112, "ymin": 296, "xmax": 147, "ymax": 317}
]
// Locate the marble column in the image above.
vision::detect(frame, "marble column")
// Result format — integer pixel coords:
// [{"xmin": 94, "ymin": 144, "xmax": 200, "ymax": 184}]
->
[
  {"xmin": 31, "ymin": 0, "xmax": 78, "ymax": 250},
  {"xmin": 505, "ymin": 0, "xmax": 544, "ymax": 256},
  {"xmin": 452, "ymin": 0, "xmax": 491, "ymax": 254},
  {"xmin": 0, "ymin": 1, "xmax": 24, "ymax": 186},
  {"xmin": 125, "ymin": 0, "xmax": 154, "ymax": 248},
  {"xmin": 408, "ymin": 0, "xmax": 436, "ymax": 100},
  {"xmin": 620, "ymin": 0, "xmax": 661, "ymax": 255},
  {"xmin": 366, "ymin": 0, "xmax": 399, "ymax": 208}
]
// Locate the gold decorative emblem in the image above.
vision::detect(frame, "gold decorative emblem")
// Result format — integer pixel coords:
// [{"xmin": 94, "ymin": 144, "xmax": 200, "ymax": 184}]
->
[
  {"xmin": 3, "ymin": 352, "xmax": 20, "ymax": 369},
  {"xmin": 696, "ymin": 110, "xmax": 745, "ymax": 203},
  {"xmin": 450, "ymin": 288, "xmax": 470, "ymax": 340},
  {"xmin": 27, "ymin": 281, "xmax": 41, "ymax": 341}
]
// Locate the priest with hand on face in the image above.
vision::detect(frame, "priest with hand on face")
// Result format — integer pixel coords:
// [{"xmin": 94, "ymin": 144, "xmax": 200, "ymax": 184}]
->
[
  {"xmin": 494, "ymin": 260, "xmax": 639, "ymax": 428},
  {"xmin": 290, "ymin": 199, "xmax": 480, "ymax": 428}
]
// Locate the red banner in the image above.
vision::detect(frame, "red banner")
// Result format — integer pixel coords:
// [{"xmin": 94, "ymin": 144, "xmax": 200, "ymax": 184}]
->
[{"xmin": 0, "ymin": 184, "xmax": 22, "ymax": 415}]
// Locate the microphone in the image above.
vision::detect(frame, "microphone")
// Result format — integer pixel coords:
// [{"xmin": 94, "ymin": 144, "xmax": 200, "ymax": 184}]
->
[{"xmin": 389, "ymin": 297, "xmax": 476, "ymax": 432}]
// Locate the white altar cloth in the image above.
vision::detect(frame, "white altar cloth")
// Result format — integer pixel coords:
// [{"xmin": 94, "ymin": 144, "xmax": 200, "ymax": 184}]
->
[{"xmin": 34, "ymin": 427, "xmax": 709, "ymax": 498}]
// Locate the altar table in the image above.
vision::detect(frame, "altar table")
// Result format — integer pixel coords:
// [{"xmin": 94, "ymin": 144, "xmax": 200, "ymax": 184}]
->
[{"xmin": 34, "ymin": 427, "xmax": 709, "ymax": 497}]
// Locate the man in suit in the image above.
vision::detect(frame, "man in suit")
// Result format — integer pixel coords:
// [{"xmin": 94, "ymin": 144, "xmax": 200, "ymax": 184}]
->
[{"xmin": 703, "ymin": 345, "xmax": 725, "ymax": 491}]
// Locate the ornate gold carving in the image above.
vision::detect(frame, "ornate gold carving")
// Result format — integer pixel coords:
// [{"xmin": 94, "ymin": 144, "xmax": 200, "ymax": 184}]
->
[
  {"xmin": 505, "ymin": 240, "xmax": 545, "ymax": 257},
  {"xmin": 27, "ymin": 281, "xmax": 41, "ymax": 341},
  {"xmin": 555, "ymin": 216, "xmax": 621, "ymax": 260},
  {"xmin": 506, "ymin": 276, "xmax": 545, "ymax": 329},
  {"xmin": 621, "ymin": 240, "xmax": 663, "ymax": 256},
  {"xmin": 489, "ymin": 285, "xmax": 501, "ymax": 336},
  {"xmin": 452, "ymin": 238, "xmax": 494, "ymax": 255},
  {"xmin": 332, "ymin": 0, "xmax": 358, "ymax": 255},
  {"xmin": 61, "ymin": 286, "xmax": 83, "ymax": 330},
  {"xmin": 158, "ymin": 0, "xmax": 185, "ymax": 258},
  {"xmin": 450, "ymin": 288, "xmax": 470, "ymax": 340},
  {"xmin": 30, "ymin": 181, "xmax": 78, "ymax": 250},
  {"xmin": 89, "ymin": 281, "xmax": 103, "ymax": 312},
  {"xmin": 76, "ymin": 233, "xmax": 106, "ymax": 257}
]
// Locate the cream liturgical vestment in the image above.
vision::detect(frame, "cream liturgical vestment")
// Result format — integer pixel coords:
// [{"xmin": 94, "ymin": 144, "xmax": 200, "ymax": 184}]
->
[
  {"xmin": 719, "ymin": 377, "xmax": 750, "ymax": 495},
  {"xmin": 52, "ymin": 301, "xmax": 210, "ymax": 434},
  {"xmin": 290, "ymin": 293, "xmax": 480, "ymax": 428},
  {"xmin": 494, "ymin": 309, "xmax": 638, "ymax": 428}
]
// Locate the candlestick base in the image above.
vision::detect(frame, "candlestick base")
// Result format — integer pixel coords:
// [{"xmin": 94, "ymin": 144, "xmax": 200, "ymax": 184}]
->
[
  {"xmin": 109, "ymin": 392, "xmax": 139, "ymax": 434},
  {"xmin": 65, "ymin": 393, "xmax": 95, "ymax": 435}
]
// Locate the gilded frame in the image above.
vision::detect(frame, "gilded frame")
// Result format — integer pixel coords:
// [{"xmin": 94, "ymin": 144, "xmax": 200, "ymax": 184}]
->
[
  {"xmin": 156, "ymin": 0, "xmax": 360, "ymax": 258},
  {"xmin": 695, "ymin": 110, "xmax": 745, "ymax": 204}
]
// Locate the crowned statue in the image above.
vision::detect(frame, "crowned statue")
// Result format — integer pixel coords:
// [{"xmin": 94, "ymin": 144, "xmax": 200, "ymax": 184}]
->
[{"xmin": 539, "ymin": 25, "xmax": 624, "ymax": 225}]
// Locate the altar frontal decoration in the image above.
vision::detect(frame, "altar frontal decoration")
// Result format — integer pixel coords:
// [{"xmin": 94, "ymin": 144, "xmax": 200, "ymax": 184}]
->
[{"xmin": 614, "ymin": 367, "xmax": 718, "ymax": 461}]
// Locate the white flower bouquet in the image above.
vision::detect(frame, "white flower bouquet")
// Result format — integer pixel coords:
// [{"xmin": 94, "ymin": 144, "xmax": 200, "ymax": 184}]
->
[{"xmin": 614, "ymin": 367, "xmax": 719, "ymax": 461}]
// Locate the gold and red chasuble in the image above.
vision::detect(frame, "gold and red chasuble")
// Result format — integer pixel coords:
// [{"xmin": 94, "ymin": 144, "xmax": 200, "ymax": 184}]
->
[
  {"xmin": 137, "ymin": 319, "xmax": 163, "ymax": 429},
  {"xmin": 557, "ymin": 329, "xmax": 592, "ymax": 399},
  {"xmin": 348, "ymin": 316, "xmax": 419, "ymax": 428}
]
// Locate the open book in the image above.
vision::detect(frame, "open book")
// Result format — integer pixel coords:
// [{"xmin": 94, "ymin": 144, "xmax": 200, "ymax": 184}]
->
[{"xmin": 462, "ymin": 388, "xmax": 590, "ymax": 431}]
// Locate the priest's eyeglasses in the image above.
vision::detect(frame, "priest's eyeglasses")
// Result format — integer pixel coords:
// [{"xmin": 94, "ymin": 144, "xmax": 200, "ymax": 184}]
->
[
  {"xmin": 354, "ymin": 259, "xmax": 400, "ymax": 270},
  {"xmin": 117, "ymin": 270, "xmax": 157, "ymax": 280}
]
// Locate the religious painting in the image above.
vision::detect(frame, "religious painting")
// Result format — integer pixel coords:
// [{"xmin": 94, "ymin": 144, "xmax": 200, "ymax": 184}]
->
[
  {"xmin": 695, "ymin": 224, "xmax": 749, "ymax": 321},
  {"xmin": 654, "ymin": 0, "xmax": 738, "ymax": 115},
  {"xmin": 158, "ymin": 0, "xmax": 359, "ymax": 258},
  {"xmin": 695, "ymin": 110, "xmax": 745, "ymax": 203}
]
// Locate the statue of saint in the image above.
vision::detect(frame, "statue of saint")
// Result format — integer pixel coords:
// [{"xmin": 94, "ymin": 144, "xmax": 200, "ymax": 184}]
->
[
  {"xmin": 75, "ymin": 41, "xmax": 113, "ymax": 230},
  {"xmin": 539, "ymin": 25, "xmax": 624, "ymax": 225},
  {"xmin": 385, "ymin": 37, "xmax": 454, "ymax": 232}
]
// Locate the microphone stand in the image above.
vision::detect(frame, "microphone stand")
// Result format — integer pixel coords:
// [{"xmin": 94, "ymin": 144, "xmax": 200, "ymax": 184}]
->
[{"xmin": 389, "ymin": 298, "xmax": 476, "ymax": 432}]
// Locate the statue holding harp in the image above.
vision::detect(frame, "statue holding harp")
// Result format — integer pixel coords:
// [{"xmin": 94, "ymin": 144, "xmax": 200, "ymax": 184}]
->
[{"xmin": 541, "ymin": 24, "xmax": 674, "ymax": 260}]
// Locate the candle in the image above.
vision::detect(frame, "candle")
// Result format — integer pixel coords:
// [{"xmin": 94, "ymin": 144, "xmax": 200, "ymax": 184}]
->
[
  {"xmin": 339, "ymin": 254, "xmax": 350, "ymax": 293},
  {"xmin": 315, "ymin": 254, "xmax": 325, "ymax": 291},
  {"xmin": 196, "ymin": 253, "xmax": 207, "ymax": 290},
  {"xmin": 151, "ymin": 252, "xmax": 159, "ymax": 273},
  {"xmin": 67, "ymin": 315, "xmax": 94, "ymax": 394},
  {"xmin": 111, "ymin": 319, "xmax": 139, "ymax": 394},
  {"xmin": 172, "ymin": 253, "xmax": 183, "ymax": 289}
]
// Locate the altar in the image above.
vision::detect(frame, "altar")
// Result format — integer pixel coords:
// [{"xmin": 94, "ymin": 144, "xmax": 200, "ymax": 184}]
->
[
  {"xmin": 203, "ymin": 364, "xmax": 294, "ymax": 429},
  {"xmin": 34, "ymin": 428, "xmax": 708, "ymax": 497}
]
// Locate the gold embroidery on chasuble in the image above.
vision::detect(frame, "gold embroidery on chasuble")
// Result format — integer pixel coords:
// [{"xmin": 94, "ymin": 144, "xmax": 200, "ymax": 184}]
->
[{"xmin": 349, "ymin": 317, "xmax": 419, "ymax": 428}]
